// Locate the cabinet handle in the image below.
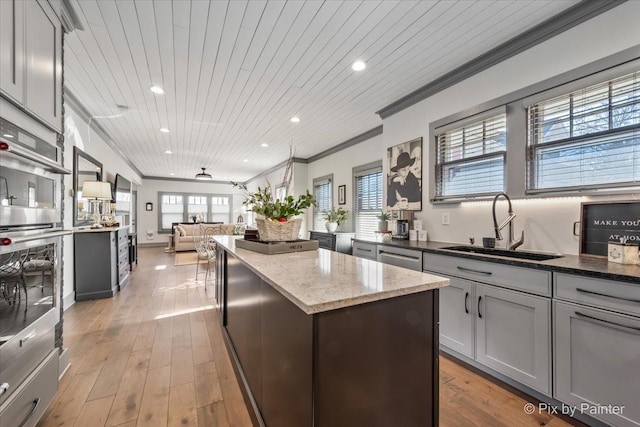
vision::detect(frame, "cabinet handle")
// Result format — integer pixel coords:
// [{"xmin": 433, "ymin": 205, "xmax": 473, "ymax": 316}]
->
[
  {"xmin": 478, "ymin": 296, "xmax": 483, "ymax": 318},
  {"xmin": 464, "ymin": 292, "xmax": 469, "ymax": 314},
  {"xmin": 457, "ymin": 266, "xmax": 492, "ymax": 276},
  {"xmin": 378, "ymin": 251, "xmax": 420, "ymax": 261},
  {"xmin": 20, "ymin": 330, "xmax": 36, "ymax": 347},
  {"xmin": 576, "ymin": 288, "xmax": 640, "ymax": 304},
  {"xmin": 575, "ymin": 311, "xmax": 640, "ymax": 334},
  {"xmin": 358, "ymin": 248, "xmax": 372, "ymax": 252},
  {"xmin": 0, "ymin": 383, "xmax": 8, "ymax": 396},
  {"xmin": 17, "ymin": 398, "xmax": 40, "ymax": 427}
]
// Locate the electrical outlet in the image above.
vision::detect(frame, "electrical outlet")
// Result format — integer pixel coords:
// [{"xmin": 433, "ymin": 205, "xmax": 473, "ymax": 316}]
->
[{"xmin": 442, "ymin": 213, "xmax": 450, "ymax": 226}]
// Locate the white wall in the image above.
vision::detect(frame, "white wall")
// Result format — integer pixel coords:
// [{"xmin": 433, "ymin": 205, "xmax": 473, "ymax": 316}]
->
[
  {"xmin": 305, "ymin": 134, "xmax": 385, "ymax": 232},
  {"xmin": 379, "ymin": 1, "xmax": 640, "ymax": 255},
  {"xmin": 136, "ymin": 178, "xmax": 245, "ymax": 246},
  {"xmin": 62, "ymin": 105, "xmax": 143, "ymax": 307}
]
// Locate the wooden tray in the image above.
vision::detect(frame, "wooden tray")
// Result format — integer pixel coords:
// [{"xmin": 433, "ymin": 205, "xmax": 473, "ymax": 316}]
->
[{"xmin": 235, "ymin": 238, "xmax": 319, "ymax": 255}]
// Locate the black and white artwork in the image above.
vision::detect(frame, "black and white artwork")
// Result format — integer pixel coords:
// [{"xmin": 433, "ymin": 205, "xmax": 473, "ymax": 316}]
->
[{"xmin": 386, "ymin": 137, "xmax": 422, "ymax": 211}]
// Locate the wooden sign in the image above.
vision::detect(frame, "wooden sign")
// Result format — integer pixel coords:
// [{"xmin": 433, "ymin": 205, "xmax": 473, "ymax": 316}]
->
[{"xmin": 579, "ymin": 201, "xmax": 640, "ymax": 258}]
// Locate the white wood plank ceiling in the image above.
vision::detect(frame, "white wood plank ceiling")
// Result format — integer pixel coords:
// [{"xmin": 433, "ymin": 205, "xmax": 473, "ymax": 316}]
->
[{"xmin": 65, "ymin": 0, "xmax": 578, "ymax": 181}]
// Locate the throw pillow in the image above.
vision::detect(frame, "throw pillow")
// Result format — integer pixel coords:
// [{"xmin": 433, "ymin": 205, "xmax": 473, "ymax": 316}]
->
[{"xmin": 175, "ymin": 225, "xmax": 186, "ymax": 237}]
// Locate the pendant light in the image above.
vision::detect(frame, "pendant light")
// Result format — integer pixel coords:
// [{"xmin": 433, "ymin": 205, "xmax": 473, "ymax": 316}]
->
[{"xmin": 195, "ymin": 167, "xmax": 212, "ymax": 180}]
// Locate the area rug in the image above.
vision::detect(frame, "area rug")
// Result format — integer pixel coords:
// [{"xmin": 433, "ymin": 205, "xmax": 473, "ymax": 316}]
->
[{"xmin": 174, "ymin": 251, "xmax": 208, "ymax": 266}]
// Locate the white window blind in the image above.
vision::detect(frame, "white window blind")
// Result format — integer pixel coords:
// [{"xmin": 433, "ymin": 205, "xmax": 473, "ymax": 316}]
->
[
  {"xmin": 210, "ymin": 196, "xmax": 231, "ymax": 223},
  {"xmin": 435, "ymin": 114, "xmax": 506, "ymax": 199},
  {"xmin": 527, "ymin": 71, "xmax": 640, "ymax": 192},
  {"xmin": 188, "ymin": 195, "xmax": 208, "ymax": 222},
  {"xmin": 313, "ymin": 176, "xmax": 332, "ymax": 231},
  {"xmin": 354, "ymin": 165, "xmax": 382, "ymax": 240},
  {"xmin": 161, "ymin": 194, "xmax": 184, "ymax": 230}
]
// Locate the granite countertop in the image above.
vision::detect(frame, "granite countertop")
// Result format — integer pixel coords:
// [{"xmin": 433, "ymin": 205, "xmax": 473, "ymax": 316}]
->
[
  {"xmin": 214, "ymin": 236, "xmax": 449, "ymax": 315},
  {"xmin": 353, "ymin": 238, "xmax": 640, "ymax": 285}
]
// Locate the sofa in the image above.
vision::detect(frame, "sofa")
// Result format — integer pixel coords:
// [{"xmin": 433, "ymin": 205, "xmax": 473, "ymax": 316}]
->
[{"xmin": 173, "ymin": 223, "xmax": 236, "ymax": 251}]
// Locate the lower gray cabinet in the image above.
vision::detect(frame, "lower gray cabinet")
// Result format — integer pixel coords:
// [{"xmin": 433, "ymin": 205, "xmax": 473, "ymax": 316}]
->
[
  {"xmin": 377, "ymin": 245, "xmax": 422, "ymax": 271},
  {"xmin": 352, "ymin": 241, "xmax": 377, "ymax": 260},
  {"xmin": 554, "ymin": 301, "xmax": 640, "ymax": 427},
  {"xmin": 475, "ymin": 284, "xmax": 551, "ymax": 395},
  {"xmin": 438, "ymin": 276, "xmax": 475, "ymax": 359}
]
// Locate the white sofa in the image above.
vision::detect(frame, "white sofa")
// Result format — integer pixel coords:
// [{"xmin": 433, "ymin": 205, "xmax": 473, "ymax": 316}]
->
[{"xmin": 173, "ymin": 223, "xmax": 236, "ymax": 251}]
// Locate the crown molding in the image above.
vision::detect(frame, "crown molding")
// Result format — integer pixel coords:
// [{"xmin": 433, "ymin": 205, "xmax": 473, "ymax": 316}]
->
[{"xmin": 375, "ymin": 0, "xmax": 626, "ymax": 119}]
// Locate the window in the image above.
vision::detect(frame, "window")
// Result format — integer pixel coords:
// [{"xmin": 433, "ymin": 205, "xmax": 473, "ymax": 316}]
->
[
  {"xmin": 313, "ymin": 175, "xmax": 332, "ymax": 230},
  {"xmin": 158, "ymin": 192, "xmax": 232, "ymax": 231},
  {"xmin": 434, "ymin": 113, "xmax": 506, "ymax": 199},
  {"xmin": 353, "ymin": 162, "xmax": 382, "ymax": 240},
  {"xmin": 210, "ymin": 196, "xmax": 231, "ymax": 223},
  {"xmin": 527, "ymin": 71, "xmax": 640, "ymax": 192},
  {"xmin": 160, "ymin": 194, "xmax": 184, "ymax": 230}
]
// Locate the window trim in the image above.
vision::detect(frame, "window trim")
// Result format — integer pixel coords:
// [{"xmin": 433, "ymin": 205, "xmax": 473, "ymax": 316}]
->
[
  {"xmin": 157, "ymin": 191, "xmax": 233, "ymax": 233},
  {"xmin": 428, "ymin": 48, "xmax": 640, "ymax": 204},
  {"xmin": 312, "ymin": 174, "xmax": 333, "ymax": 231},
  {"xmin": 353, "ymin": 160, "xmax": 383, "ymax": 239}
]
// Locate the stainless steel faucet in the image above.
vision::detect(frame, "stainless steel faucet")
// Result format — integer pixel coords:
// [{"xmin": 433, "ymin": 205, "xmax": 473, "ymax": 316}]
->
[{"xmin": 492, "ymin": 192, "xmax": 524, "ymax": 250}]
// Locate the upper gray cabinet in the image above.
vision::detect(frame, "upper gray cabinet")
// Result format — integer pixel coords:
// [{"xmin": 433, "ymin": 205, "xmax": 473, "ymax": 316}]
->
[
  {"xmin": 0, "ymin": 0, "xmax": 25, "ymax": 104},
  {"xmin": 0, "ymin": 0, "xmax": 62, "ymax": 132},
  {"xmin": 25, "ymin": 0, "xmax": 62, "ymax": 131}
]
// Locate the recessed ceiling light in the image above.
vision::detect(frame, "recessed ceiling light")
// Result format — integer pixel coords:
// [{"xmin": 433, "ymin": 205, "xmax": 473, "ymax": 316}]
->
[
  {"xmin": 261, "ymin": 143, "xmax": 269, "ymax": 148},
  {"xmin": 165, "ymin": 149, "xmax": 172, "ymax": 154},
  {"xmin": 2, "ymin": 134, "xmax": 14, "ymax": 138},
  {"xmin": 160, "ymin": 128, "xmax": 170, "ymax": 133},
  {"xmin": 352, "ymin": 60, "xmax": 366, "ymax": 71},
  {"xmin": 243, "ymin": 159, "xmax": 249, "ymax": 162},
  {"xmin": 150, "ymin": 86, "xmax": 164, "ymax": 94},
  {"xmin": 169, "ymin": 173, "xmax": 175, "ymax": 176},
  {"xmin": 290, "ymin": 116, "xmax": 300, "ymax": 123}
]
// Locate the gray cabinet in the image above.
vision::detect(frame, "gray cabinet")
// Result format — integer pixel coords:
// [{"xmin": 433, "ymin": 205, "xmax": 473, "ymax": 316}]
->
[
  {"xmin": 74, "ymin": 230, "xmax": 119, "ymax": 300},
  {"xmin": 425, "ymin": 252, "xmax": 552, "ymax": 395},
  {"xmin": 377, "ymin": 245, "xmax": 422, "ymax": 271},
  {"xmin": 352, "ymin": 241, "xmax": 377, "ymax": 260},
  {"xmin": 309, "ymin": 231, "xmax": 355, "ymax": 254},
  {"xmin": 439, "ymin": 276, "xmax": 475, "ymax": 359},
  {"xmin": 476, "ymin": 284, "xmax": 551, "ymax": 394},
  {"xmin": 24, "ymin": 0, "xmax": 62, "ymax": 131},
  {"xmin": 117, "ymin": 229, "xmax": 130, "ymax": 289},
  {"xmin": 0, "ymin": 0, "xmax": 24, "ymax": 104}
]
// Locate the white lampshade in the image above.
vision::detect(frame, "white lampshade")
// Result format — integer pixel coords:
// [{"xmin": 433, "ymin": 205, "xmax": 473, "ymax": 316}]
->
[{"xmin": 83, "ymin": 181, "xmax": 112, "ymax": 199}]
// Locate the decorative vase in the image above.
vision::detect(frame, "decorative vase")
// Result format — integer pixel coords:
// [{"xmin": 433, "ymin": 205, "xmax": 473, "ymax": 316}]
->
[
  {"xmin": 325, "ymin": 222, "xmax": 338, "ymax": 233},
  {"xmin": 378, "ymin": 220, "xmax": 388, "ymax": 232}
]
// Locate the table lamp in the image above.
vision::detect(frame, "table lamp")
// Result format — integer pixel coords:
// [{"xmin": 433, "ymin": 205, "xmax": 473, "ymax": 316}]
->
[{"xmin": 82, "ymin": 181, "xmax": 112, "ymax": 228}]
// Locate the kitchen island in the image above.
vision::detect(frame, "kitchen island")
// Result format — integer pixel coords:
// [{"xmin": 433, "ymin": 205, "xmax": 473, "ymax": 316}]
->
[{"xmin": 213, "ymin": 236, "xmax": 449, "ymax": 427}]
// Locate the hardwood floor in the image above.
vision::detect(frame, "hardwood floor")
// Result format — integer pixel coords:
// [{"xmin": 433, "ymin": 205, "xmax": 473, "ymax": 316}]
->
[{"xmin": 38, "ymin": 247, "xmax": 579, "ymax": 427}]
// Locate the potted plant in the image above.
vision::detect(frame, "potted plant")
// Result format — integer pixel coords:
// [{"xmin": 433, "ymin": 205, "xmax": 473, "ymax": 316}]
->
[
  {"xmin": 232, "ymin": 182, "xmax": 316, "ymax": 241},
  {"xmin": 377, "ymin": 209, "xmax": 391, "ymax": 232},
  {"xmin": 322, "ymin": 207, "xmax": 348, "ymax": 233}
]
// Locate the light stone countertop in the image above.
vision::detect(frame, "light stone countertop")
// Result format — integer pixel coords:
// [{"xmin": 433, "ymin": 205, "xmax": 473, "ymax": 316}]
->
[
  {"xmin": 214, "ymin": 236, "xmax": 449, "ymax": 315},
  {"xmin": 74, "ymin": 225, "xmax": 130, "ymax": 233}
]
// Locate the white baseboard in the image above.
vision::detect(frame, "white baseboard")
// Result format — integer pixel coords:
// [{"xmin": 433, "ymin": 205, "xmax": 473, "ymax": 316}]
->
[
  {"xmin": 59, "ymin": 347, "xmax": 71, "ymax": 380},
  {"xmin": 138, "ymin": 242, "xmax": 166, "ymax": 248},
  {"xmin": 63, "ymin": 292, "xmax": 75, "ymax": 311}
]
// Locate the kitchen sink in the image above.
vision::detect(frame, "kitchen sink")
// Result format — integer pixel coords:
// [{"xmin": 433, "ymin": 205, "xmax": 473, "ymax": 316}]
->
[{"xmin": 442, "ymin": 246, "xmax": 563, "ymax": 261}]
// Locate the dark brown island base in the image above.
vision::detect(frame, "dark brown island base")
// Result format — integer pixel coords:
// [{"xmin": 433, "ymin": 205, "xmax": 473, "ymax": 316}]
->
[{"xmin": 213, "ymin": 236, "xmax": 449, "ymax": 427}]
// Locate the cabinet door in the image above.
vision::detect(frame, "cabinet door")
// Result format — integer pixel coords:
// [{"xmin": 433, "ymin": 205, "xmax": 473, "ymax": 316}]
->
[
  {"xmin": 437, "ymin": 275, "xmax": 474, "ymax": 358},
  {"xmin": 0, "ymin": 0, "xmax": 24, "ymax": 103},
  {"xmin": 555, "ymin": 301, "xmax": 640, "ymax": 427},
  {"xmin": 476, "ymin": 284, "xmax": 551, "ymax": 394},
  {"xmin": 24, "ymin": 0, "xmax": 61, "ymax": 131}
]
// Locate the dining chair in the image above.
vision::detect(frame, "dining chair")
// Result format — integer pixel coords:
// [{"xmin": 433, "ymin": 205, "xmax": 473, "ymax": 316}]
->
[{"xmin": 0, "ymin": 249, "xmax": 29, "ymax": 311}]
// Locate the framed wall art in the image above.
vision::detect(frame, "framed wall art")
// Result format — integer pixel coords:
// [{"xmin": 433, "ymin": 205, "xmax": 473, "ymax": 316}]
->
[
  {"xmin": 577, "ymin": 200, "xmax": 640, "ymax": 258},
  {"xmin": 338, "ymin": 185, "xmax": 346, "ymax": 205},
  {"xmin": 386, "ymin": 137, "xmax": 422, "ymax": 211}
]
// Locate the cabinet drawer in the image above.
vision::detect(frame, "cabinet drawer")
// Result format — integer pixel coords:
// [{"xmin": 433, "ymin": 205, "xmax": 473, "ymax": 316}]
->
[
  {"xmin": 377, "ymin": 245, "xmax": 422, "ymax": 271},
  {"xmin": 352, "ymin": 241, "xmax": 376, "ymax": 260},
  {"xmin": 309, "ymin": 233, "xmax": 334, "ymax": 250},
  {"xmin": 0, "ymin": 349, "xmax": 58, "ymax": 427},
  {"xmin": 423, "ymin": 252, "xmax": 551, "ymax": 296},
  {"xmin": 555, "ymin": 273, "xmax": 640, "ymax": 317},
  {"xmin": 0, "ymin": 309, "xmax": 55, "ymax": 407}
]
